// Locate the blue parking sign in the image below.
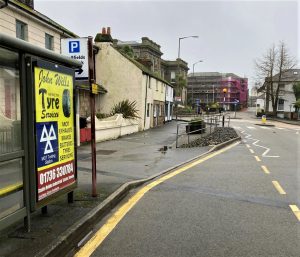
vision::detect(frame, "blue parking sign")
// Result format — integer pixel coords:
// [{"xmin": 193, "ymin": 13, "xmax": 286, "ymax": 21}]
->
[{"xmin": 69, "ymin": 41, "xmax": 80, "ymax": 53}]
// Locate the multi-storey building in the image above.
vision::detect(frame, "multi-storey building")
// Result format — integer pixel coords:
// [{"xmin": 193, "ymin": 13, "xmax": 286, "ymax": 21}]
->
[
  {"xmin": 187, "ymin": 72, "xmax": 248, "ymax": 110},
  {"xmin": 114, "ymin": 37, "xmax": 189, "ymax": 104}
]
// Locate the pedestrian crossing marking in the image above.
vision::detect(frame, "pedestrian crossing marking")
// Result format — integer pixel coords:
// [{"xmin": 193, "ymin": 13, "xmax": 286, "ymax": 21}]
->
[
  {"xmin": 260, "ymin": 126, "xmax": 270, "ymax": 129},
  {"xmin": 246, "ymin": 126, "xmax": 256, "ymax": 130}
]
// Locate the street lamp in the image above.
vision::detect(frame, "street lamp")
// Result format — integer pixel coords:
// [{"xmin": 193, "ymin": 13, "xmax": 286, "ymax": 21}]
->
[
  {"xmin": 178, "ymin": 35, "xmax": 199, "ymax": 59},
  {"xmin": 192, "ymin": 60, "xmax": 203, "ymax": 106},
  {"xmin": 223, "ymin": 88, "xmax": 227, "ymax": 111},
  {"xmin": 177, "ymin": 35, "xmax": 198, "ymax": 104}
]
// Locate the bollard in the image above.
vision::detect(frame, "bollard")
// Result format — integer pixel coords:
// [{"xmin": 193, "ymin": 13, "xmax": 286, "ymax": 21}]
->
[
  {"xmin": 222, "ymin": 115, "xmax": 225, "ymax": 127},
  {"xmin": 262, "ymin": 115, "xmax": 266, "ymax": 124}
]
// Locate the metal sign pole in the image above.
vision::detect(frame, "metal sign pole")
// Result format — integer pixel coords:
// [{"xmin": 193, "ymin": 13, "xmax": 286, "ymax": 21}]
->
[{"xmin": 88, "ymin": 37, "xmax": 97, "ymax": 197}]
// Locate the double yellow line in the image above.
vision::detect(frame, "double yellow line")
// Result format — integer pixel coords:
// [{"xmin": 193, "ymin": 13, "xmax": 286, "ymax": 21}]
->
[{"xmin": 74, "ymin": 142, "xmax": 240, "ymax": 257}]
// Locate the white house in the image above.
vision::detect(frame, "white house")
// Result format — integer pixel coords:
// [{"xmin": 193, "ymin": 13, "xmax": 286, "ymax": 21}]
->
[{"xmin": 261, "ymin": 69, "xmax": 299, "ymax": 118}]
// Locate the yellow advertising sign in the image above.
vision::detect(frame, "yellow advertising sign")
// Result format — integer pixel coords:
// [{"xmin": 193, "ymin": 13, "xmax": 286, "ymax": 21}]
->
[{"xmin": 34, "ymin": 67, "xmax": 75, "ymax": 201}]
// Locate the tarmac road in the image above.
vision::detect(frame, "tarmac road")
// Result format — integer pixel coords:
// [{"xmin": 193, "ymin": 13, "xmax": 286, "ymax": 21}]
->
[{"xmin": 73, "ymin": 117, "xmax": 300, "ymax": 257}]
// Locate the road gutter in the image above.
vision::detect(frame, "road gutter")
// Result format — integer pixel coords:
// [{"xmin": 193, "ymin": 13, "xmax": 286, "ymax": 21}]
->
[{"xmin": 35, "ymin": 136, "xmax": 241, "ymax": 257}]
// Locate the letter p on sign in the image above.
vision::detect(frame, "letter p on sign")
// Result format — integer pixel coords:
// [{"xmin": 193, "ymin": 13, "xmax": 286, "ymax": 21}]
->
[{"xmin": 69, "ymin": 41, "xmax": 80, "ymax": 53}]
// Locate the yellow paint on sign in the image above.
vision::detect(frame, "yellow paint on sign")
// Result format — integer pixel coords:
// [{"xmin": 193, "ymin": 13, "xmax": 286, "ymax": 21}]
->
[
  {"xmin": 289, "ymin": 205, "xmax": 300, "ymax": 221},
  {"xmin": 272, "ymin": 181, "xmax": 286, "ymax": 195},
  {"xmin": 261, "ymin": 165, "xmax": 270, "ymax": 174},
  {"xmin": 74, "ymin": 142, "xmax": 240, "ymax": 257}
]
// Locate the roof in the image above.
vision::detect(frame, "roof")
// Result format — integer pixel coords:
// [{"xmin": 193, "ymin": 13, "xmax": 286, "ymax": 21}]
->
[
  {"xmin": 162, "ymin": 58, "xmax": 189, "ymax": 70},
  {"xmin": 75, "ymin": 81, "xmax": 107, "ymax": 94},
  {"xmin": 118, "ymin": 50, "xmax": 173, "ymax": 87},
  {"xmin": 271, "ymin": 69, "xmax": 300, "ymax": 82},
  {"xmin": 189, "ymin": 72, "xmax": 243, "ymax": 78},
  {"xmin": 9, "ymin": 0, "xmax": 78, "ymax": 38}
]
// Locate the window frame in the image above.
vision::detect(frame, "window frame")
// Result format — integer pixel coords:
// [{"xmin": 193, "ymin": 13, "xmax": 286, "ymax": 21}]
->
[{"xmin": 16, "ymin": 20, "xmax": 28, "ymax": 41}]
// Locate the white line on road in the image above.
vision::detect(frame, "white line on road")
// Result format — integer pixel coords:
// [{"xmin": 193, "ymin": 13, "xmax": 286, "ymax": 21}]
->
[
  {"xmin": 260, "ymin": 126, "xmax": 271, "ymax": 130},
  {"xmin": 249, "ymin": 149, "xmax": 255, "ymax": 154},
  {"xmin": 246, "ymin": 126, "xmax": 257, "ymax": 130},
  {"xmin": 243, "ymin": 133, "xmax": 280, "ymax": 158}
]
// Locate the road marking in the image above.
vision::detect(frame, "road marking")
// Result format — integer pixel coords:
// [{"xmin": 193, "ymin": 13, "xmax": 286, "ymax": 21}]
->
[
  {"xmin": 74, "ymin": 142, "xmax": 240, "ymax": 257},
  {"xmin": 261, "ymin": 165, "xmax": 270, "ymax": 174},
  {"xmin": 275, "ymin": 127, "xmax": 287, "ymax": 130},
  {"xmin": 260, "ymin": 126, "xmax": 270, "ymax": 130},
  {"xmin": 246, "ymin": 126, "xmax": 256, "ymax": 130},
  {"xmin": 296, "ymin": 131, "xmax": 299, "ymax": 135},
  {"xmin": 272, "ymin": 181, "xmax": 286, "ymax": 195},
  {"xmin": 254, "ymin": 156, "xmax": 261, "ymax": 162},
  {"xmin": 289, "ymin": 205, "xmax": 300, "ymax": 221},
  {"xmin": 249, "ymin": 149, "xmax": 254, "ymax": 154},
  {"xmin": 246, "ymin": 144, "xmax": 250, "ymax": 148},
  {"xmin": 244, "ymin": 133, "xmax": 280, "ymax": 158}
]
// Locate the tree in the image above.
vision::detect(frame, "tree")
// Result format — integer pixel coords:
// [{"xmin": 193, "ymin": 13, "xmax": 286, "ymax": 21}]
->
[
  {"xmin": 255, "ymin": 42, "xmax": 296, "ymax": 115},
  {"xmin": 293, "ymin": 82, "xmax": 300, "ymax": 100},
  {"xmin": 174, "ymin": 73, "xmax": 187, "ymax": 98},
  {"xmin": 120, "ymin": 45, "xmax": 134, "ymax": 58}
]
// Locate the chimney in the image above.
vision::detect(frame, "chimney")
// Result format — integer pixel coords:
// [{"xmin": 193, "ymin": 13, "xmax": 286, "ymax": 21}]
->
[{"xmin": 95, "ymin": 26, "xmax": 113, "ymax": 43}]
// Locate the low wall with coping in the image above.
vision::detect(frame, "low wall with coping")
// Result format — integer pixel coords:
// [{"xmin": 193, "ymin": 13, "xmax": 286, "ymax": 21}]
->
[{"xmin": 88, "ymin": 114, "xmax": 139, "ymax": 142}]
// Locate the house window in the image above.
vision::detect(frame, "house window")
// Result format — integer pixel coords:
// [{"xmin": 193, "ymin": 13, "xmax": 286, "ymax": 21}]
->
[
  {"xmin": 45, "ymin": 33, "xmax": 54, "ymax": 50},
  {"xmin": 278, "ymin": 99, "xmax": 284, "ymax": 111},
  {"xmin": 171, "ymin": 71, "xmax": 176, "ymax": 82},
  {"xmin": 16, "ymin": 20, "xmax": 28, "ymax": 41},
  {"xmin": 161, "ymin": 83, "xmax": 163, "ymax": 93},
  {"xmin": 156, "ymin": 81, "xmax": 158, "ymax": 91},
  {"xmin": 149, "ymin": 77, "xmax": 151, "ymax": 88},
  {"xmin": 147, "ymin": 103, "xmax": 150, "ymax": 117}
]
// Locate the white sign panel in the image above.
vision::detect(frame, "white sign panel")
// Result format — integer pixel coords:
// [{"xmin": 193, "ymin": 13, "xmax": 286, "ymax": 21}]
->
[{"xmin": 61, "ymin": 38, "xmax": 89, "ymax": 80}]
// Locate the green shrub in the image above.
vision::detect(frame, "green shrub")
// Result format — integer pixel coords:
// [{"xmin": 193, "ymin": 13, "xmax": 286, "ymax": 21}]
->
[
  {"xmin": 111, "ymin": 100, "xmax": 140, "ymax": 119},
  {"xmin": 96, "ymin": 113, "xmax": 110, "ymax": 119}
]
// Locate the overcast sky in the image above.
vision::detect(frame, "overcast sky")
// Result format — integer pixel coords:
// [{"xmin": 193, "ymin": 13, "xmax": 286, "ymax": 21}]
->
[{"xmin": 35, "ymin": 0, "xmax": 299, "ymax": 89}]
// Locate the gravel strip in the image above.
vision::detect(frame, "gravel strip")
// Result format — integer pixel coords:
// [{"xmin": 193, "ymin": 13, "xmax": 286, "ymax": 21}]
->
[{"xmin": 181, "ymin": 127, "xmax": 238, "ymax": 148}]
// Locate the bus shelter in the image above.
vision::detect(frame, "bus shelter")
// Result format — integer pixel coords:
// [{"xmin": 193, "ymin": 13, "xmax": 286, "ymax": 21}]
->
[{"xmin": 0, "ymin": 33, "xmax": 81, "ymax": 231}]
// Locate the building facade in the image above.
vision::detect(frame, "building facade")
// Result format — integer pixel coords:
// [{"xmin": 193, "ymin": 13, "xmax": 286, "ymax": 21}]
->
[
  {"xmin": 0, "ymin": 0, "xmax": 77, "ymax": 52},
  {"xmin": 259, "ymin": 69, "xmax": 299, "ymax": 118},
  {"xmin": 187, "ymin": 72, "xmax": 248, "ymax": 110},
  {"xmin": 114, "ymin": 37, "xmax": 189, "ymax": 104},
  {"xmin": 94, "ymin": 30, "xmax": 172, "ymax": 131}
]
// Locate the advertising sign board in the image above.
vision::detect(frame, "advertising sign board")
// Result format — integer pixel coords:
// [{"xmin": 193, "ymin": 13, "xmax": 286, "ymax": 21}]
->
[
  {"xmin": 61, "ymin": 38, "xmax": 89, "ymax": 80},
  {"xmin": 34, "ymin": 64, "xmax": 76, "ymax": 202}
]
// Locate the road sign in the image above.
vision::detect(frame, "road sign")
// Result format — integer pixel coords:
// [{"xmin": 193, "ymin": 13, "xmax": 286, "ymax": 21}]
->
[{"xmin": 61, "ymin": 38, "xmax": 88, "ymax": 80}]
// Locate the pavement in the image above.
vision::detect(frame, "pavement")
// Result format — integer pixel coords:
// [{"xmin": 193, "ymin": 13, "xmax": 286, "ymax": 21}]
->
[
  {"xmin": 0, "ymin": 109, "xmax": 298, "ymax": 257},
  {"xmin": 0, "ymin": 121, "xmax": 212, "ymax": 257}
]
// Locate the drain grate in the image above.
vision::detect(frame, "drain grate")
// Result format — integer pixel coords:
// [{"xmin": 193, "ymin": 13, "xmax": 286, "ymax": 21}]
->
[{"xmin": 96, "ymin": 149, "xmax": 116, "ymax": 155}]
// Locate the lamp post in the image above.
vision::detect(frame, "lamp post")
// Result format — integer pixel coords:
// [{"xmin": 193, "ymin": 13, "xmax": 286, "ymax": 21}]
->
[
  {"xmin": 192, "ymin": 60, "xmax": 203, "ymax": 106},
  {"xmin": 223, "ymin": 88, "xmax": 227, "ymax": 111},
  {"xmin": 177, "ymin": 36, "xmax": 198, "ymax": 104},
  {"xmin": 178, "ymin": 35, "xmax": 199, "ymax": 59}
]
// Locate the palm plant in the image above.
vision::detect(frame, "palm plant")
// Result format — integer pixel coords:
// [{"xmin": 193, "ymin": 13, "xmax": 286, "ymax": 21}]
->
[{"xmin": 111, "ymin": 100, "xmax": 140, "ymax": 119}]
